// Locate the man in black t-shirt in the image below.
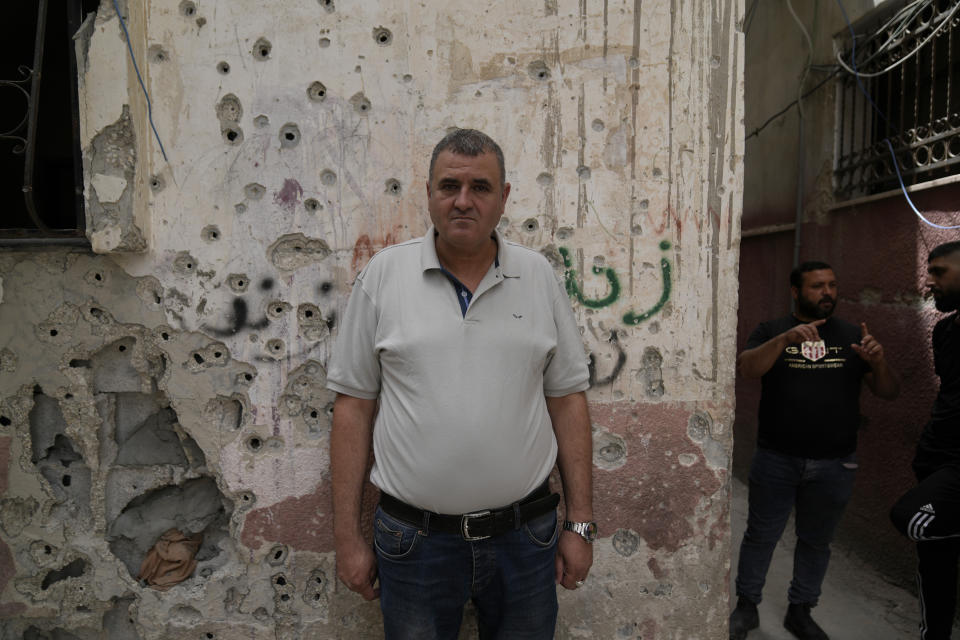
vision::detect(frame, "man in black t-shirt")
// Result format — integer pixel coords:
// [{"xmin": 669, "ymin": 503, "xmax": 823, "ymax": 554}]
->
[
  {"xmin": 891, "ymin": 241, "xmax": 960, "ymax": 640},
  {"xmin": 729, "ymin": 262, "xmax": 900, "ymax": 640}
]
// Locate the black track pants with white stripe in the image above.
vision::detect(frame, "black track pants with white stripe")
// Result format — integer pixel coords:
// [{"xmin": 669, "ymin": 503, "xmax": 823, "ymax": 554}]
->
[{"xmin": 891, "ymin": 465, "xmax": 960, "ymax": 639}]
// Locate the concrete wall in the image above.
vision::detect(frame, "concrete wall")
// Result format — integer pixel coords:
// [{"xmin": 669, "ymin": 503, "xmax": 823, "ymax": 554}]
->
[
  {"xmin": 0, "ymin": 1, "xmax": 744, "ymax": 638},
  {"xmin": 737, "ymin": 0, "xmax": 960, "ymax": 589}
]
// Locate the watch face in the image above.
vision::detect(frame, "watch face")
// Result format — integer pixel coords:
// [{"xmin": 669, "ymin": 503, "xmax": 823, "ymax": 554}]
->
[{"xmin": 584, "ymin": 522, "xmax": 598, "ymax": 541}]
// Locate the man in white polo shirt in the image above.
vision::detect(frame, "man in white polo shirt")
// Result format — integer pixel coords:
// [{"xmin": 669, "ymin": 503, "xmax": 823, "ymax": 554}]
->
[{"xmin": 327, "ymin": 128, "xmax": 595, "ymax": 639}]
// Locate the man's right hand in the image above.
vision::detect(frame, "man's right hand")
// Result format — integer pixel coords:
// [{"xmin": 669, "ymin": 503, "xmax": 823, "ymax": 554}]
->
[
  {"xmin": 336, "ymin": 535, "xmax": 379, "ymax": 600},
  {"xmin": 783, "ymin": 318, "xmax": 826, "ymax": 345}
]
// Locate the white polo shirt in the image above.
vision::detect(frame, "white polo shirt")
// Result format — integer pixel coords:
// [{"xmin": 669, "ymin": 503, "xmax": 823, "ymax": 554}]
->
[{"xmin": 327, "ymin": 227, "xmax": 589, "ymax": 514}]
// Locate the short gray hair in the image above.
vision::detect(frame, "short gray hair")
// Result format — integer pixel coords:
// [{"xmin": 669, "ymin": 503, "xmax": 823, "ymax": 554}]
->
[{"xmin": 428, "ymin": 129, "xmax": 506, "ymax": 186}]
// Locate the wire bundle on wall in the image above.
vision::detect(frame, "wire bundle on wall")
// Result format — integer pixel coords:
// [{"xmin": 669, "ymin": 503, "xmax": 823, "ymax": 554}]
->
[{"xmin": 835, "ymin": 0, "xmax": 960, "ymax": 230}]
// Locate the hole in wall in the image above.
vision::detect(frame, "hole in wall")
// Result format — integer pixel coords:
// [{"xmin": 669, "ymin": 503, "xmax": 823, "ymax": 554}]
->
[
  {"xmin": 385, "ymin": 179, "xmax": 401, "ymax": 196},
  {"xmin": 40, "ymin": 558, "xmax": 88, "ymax": 590},
  {"xmin": 349, "ymin": 92, "xmax": 371, "ymax": 114},
  {"xmin": 527, "ymin": 60, "xmax": 550, "ymax": 80},
  {"xmin": 307, "ymin": 81, "xmax": 327, "ymax": 102},
  {"xmin": 320, "ymin": 170, "xmax": 337, "ymax": 186},
  {"xmin": 304, "ymin": 198, "xmax": 321, "ymax": 212},
  {"xmin": 201, "ymin": 226, "xmax": 220, "ymax": 242},
  {"xmin": 522, "ymin": 218, "xmax": 539, "ymax": 232},
  {"xmin": 148, "ymin": 45, "xmax": 168, "ymax": 63},
  {"xmin": 373, "ymin": 27, "xmax": 392, "ymax": 45},
  {"xmin": 179, "ymin": 0, "xmax": 196, "ymax": 17},
  {"xmin": 279, "ymin": 123, "xmax": 300, "ymax": 149},
  {"xmin": 150, "ymin": 175, "xmax": 165, "ymax": 192},
  {"xmin": 318, "ymin": 0, "xmax": 335, "ymax": 12},
  {"xmin": 318, "ymin": 37, "xmax": 331, "ymax": 48},
  {"xmin": 216, "ymin": 61, "xmax": 230, "ymax": 74},
  {"xmin": 253, "ymin": 38, "xmax": 272, "ymax": 60},
  {"xmin": 244, "ymin": 183, "xmax": 265, "ymax": 200},
  {"xmin": 223, "ymin": 127, "xmax": 243, "ymax": 144}
]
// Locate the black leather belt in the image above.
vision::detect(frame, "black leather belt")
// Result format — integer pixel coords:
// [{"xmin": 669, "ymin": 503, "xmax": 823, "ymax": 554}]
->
[{"xmin": 378, "ymin": 481, "xmax": 560, "ymax": 541}]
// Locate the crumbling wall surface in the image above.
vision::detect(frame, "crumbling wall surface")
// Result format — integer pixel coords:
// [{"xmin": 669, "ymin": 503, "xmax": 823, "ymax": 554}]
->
[{"xmin": 1, "ymin": 0, "xmax": 743, "ymax": 638}]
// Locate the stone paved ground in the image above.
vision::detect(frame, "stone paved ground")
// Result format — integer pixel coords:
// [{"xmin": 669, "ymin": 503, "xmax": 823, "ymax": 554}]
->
[{"xmin": 729, "ymin": 476, "xmax": 947, "ymax": 640}]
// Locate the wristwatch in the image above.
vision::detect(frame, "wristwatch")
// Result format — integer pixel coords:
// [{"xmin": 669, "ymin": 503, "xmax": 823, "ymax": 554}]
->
[{"xmin": 563, "ymin": 520, "xmax": 598, "ymax": 543}]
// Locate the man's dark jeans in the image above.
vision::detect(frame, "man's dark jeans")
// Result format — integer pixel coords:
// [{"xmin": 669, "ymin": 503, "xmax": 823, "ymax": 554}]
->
[
  {"xmin": 373, "ymin": 504, "xmax": 560, "ymax": 640},
  {"xmin": 735, "ymin": 447, "xmax": 857, "ymax": 605}
]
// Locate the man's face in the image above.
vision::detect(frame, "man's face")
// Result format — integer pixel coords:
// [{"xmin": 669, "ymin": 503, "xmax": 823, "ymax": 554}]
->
[
  {"xmin": 792, "ymin": 269, "xmax": 838, "ymax": 321},
  {"xmin": 427, "ymin": 150, "xmax": 510, "ymax": 255},
  {"xmin": 927, "ymin": 252, "xmax": 960, "ymax": 312}
]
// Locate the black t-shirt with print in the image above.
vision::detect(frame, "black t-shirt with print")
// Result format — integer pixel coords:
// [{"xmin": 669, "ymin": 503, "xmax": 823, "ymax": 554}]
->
[{"xmin": 747, "ymin": 315, "xmax": 870, "ymax": 459}]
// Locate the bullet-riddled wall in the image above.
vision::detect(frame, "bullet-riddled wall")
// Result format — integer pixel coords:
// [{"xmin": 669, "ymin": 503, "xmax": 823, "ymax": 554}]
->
[{"xmin": 0, "ymin": 1, "xmax": 743, "ymax": 638}]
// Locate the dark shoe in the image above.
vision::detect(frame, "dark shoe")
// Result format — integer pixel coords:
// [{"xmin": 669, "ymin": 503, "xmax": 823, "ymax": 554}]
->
[
  {"xmin": 783, "ymin": 602, "xmax": 829, "ymax": 640},
  {"xmin": 729, "ymin": 597, "xmax": 759, "ymax": 640}
]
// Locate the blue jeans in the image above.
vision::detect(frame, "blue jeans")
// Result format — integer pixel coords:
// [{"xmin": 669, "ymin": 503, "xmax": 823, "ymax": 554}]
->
[
  {"xmin": 373, "ymin": 504, "xmax": 560, "ymax": 640},
  {"xmin": 735, "ymin": 448, "xmax": 857, "ymax": 605}
]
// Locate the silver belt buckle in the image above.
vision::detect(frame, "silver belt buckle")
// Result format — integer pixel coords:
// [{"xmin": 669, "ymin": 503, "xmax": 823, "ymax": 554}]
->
[{"xmin": 461, "ymin": 510, "xmax": 491, "ymax": 541}]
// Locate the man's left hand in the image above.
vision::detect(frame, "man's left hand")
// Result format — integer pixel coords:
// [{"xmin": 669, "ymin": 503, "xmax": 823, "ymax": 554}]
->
[
  {"xmin": 850, "ymin": 322, "xmax": 885, "ymax": 365},
  {"xmin": 555, "ymin": 530, "xmax": 593, "ymax": 590}
]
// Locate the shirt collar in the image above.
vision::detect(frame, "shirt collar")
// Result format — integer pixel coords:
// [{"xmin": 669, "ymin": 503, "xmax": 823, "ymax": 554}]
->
[{"xmin": 420, "ymin": 225, "xmax": 512, "ymax": 276}]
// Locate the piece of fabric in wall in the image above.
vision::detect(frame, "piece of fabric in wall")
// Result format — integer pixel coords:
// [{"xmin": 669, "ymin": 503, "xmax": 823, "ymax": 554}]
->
[{"xmin": 137, "ymin": 528, "xmax": 203, "ymax": 590}]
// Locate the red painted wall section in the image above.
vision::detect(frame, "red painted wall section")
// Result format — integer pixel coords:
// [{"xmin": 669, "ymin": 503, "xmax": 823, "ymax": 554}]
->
[
  {"xmin": 590, "ymin": 401, "xmax": 726, "ymax": 554},
  {"xmin": 735, "ymin": 182, "xmax": 960, "ymax": 584}
]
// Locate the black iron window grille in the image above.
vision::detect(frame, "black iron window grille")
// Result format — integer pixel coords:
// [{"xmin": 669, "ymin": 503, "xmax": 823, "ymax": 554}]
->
[
  {"xmin": 0, "ymin": 0, "xmax": 99, "ymax": 244},
  {"xmin": 834, "ymin": 0, "xmax": 960, "ymax": 200}
]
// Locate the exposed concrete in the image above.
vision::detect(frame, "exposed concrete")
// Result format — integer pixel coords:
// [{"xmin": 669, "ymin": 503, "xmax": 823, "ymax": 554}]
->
[{"xmin": 1, "ymin": 0, "xmax": 744, "ymax": 637}]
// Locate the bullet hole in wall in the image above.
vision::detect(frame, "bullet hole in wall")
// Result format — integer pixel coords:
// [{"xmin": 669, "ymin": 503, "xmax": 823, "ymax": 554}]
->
[
  {"xmin": 267, "ymin": 301, "xmax": 291, "ymax": 318},
  {"xmin": 222, "ymin": 127, "xmax": 243, "ymax": 144},
  {"xmin": 318, "ymin": 37, "xmax": 331, "ymax": 48},
  {"xmin": 260, "ymin": 278, "xmax": 275, "ymax": 291},
  {"xmin": 150, "ymin": 175, "xmax": 165, "ymax": 193},
  {"xmin": 318, "ymin": 0, "xmax": 335, "ymax": 13},
  {"xmin": 527, "ymin": 60, "xmax": 550, "ymax": 80},
  {"xmin": 522, "ymin": 218, "xmax": 539, "ymax": 232},
  {"xmin": 246, "ymin": 436, "xmax": 262, "ymax": 452},
  {"xmin": 253, "ymin": 115, "xmax": 269, "ymax": 128},
  {"xmin": 577, "ymin": 165, "xmax": 592, "ymax": 179},
  {"xmin": 592, "ymin": 119, "xmax": 605, "ymax": 131},
  {"xmin": 319, "ymin": 282, "xmax": 332, "ymax": 295},
  {"xmin": 227, "ymin": 274, "xmax": 250, "ymax": 293},
  {"xmin": 385, "ymin": 179, "xmax": 402, "ymax": 196},
  {"xmin": 148, "ymin": 45, "xmax": 168, "ymax": 63},
  {"xmin": 350, "ymin": 92, "xmax": 371, "ymax": 114},
  {"xmin": 265, "ymin": 339, "xmax": 285, "ymax": 359},
  {"xmin": 307, "ymin": 81, "xmax": 327, "ymax": 102},
  {"xmin": 304, "ymin": 198, "xmax": 321, "ymax": 213},
  {"xmin": 196, "ymin": 17, "xmax": 206, "ymax": 28},
  {"xmin": 234, "ymin": 203, "xmax": 247, "ymax": 215},
  {"xmin": 279, "ymin": 123, "xmax": 300, "ymax": 149},
  {"xmin": 0, "ymin": 416, "xmax": 10, "ymax": 426},
  {"xmin": 320, "ymin": 170, "xmax": 337, "ymax": 186},
  {"xmin": 536, "ymin": 172, "xmax": 554, "ymax": 186},
  {"xmin": 216, "ymin": 61, "xmax": 230, "ymax": 74},
  {"xmin": 216, "ymin": 94, "xmax": 243, "ymax": 123},
  {"xmin": 174, "ymin": 252, "xmax": 198, "ymax": 276},
  {"xmin": 267, "ymin": 544, "xmax": 288, "ymax": 566},
  {"xmin": 373, "ymin": 27, "xmax": 392, "ymax": 45},
  {"xmin": 244, "ymin": 183, "xmax": 266, "ymax": 200},
  {"xmin": 201, "ymin": 226, "xmax": 220, "ymax": 242},
  {"xmin": 179, "ymin": 0, "xmax": 196, "ymax": 17},
  {"xmin": 253, "ymin": 38, "xmax": 272, "ymax": 60}
]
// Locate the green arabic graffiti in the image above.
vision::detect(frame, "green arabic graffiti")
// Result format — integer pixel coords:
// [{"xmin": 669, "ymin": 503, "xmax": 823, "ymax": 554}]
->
[
  {"xmin": 559, "ymin": 246, "xmax": 621, "ymax": 309},
  {"xmin": 559, "ymin": 240, "xmax": 672, "ymax": 325}
]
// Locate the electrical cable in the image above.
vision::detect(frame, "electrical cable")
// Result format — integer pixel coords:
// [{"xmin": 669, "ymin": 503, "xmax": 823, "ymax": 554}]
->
[
  {"xmin": 835, "ymin": 1, "xmax": 960, "ymax": 79},
  {"xmin": 111, "ymin": 0, "xmax": 168, "ymax": 163},
  {"xmin": 835, "ymin": 0, "xmax": 960, "ymax": 229},
  {"xmin": 745, "ymin": 69, "xmax": 839, "ymax": 141}
]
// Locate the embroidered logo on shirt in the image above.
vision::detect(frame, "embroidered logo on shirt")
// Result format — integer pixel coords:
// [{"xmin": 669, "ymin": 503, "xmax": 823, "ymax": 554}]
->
[{"xmin": 801, "ymin": 340, "xmax": 826, "ymax": 362}]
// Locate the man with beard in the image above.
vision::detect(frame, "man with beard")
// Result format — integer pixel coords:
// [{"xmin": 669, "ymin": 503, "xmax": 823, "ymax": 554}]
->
[
  {"xmin": 890, "ymin": 242, "xmax": 960, "ymax": 640},
  {"xmin": 729, "ymin": 261, "xmax": 899, "ymax": 640}
]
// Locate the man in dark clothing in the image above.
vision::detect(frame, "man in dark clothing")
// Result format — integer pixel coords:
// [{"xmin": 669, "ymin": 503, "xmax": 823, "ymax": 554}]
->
[
  {"xmin": 730, "ymin": 261, "xmax": 900, "ymax": 640},
  {"xmin": 891, "ymin": 241, "xmax": 960, "ymax": 640}
]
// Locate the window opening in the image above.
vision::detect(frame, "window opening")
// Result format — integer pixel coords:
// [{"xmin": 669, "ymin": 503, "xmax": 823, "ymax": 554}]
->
[{"xmin": 0, "ymin": 0, "xmax": 99, "ymax": 244}]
